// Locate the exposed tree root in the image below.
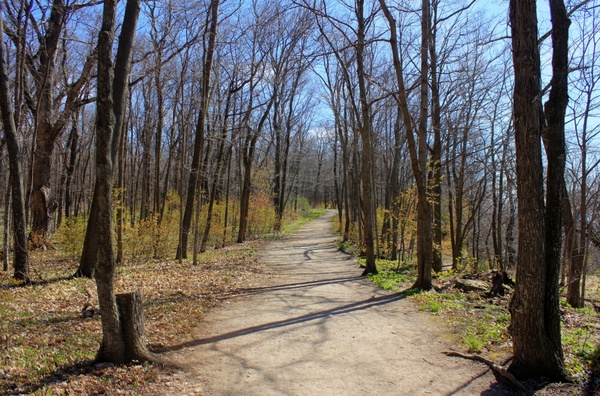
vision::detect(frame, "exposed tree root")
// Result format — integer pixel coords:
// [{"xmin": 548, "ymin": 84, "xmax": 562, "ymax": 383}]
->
[{"xmin": 443, "ymin": 351, "xmax": 530, "ymax": 394}]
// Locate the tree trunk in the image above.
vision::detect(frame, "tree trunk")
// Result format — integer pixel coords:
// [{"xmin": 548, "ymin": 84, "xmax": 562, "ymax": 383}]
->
[
  {"xmin": 505, "ymin": 179, "xmax": 517, "ymax": 269},
  {"xmin": 237, "ymin": 99, "xmax": 273, "ymax": 243},
  {"xmin": 356, "ymin": 0, "xmax": 377, "ymax": 276},
  {"xmin": 429, "ymin": 1, "xmax": 442, "ymax": 272},
  {"xmin": 28, "ymin": 0, "xmax": 65, "ymax": 241},
  {"xmin": 540, "ymin": 0, "xmax": 570, "ymax": 373},
  {"xmin": 116, "ymin": 292, "xmax": 157, "ymax": 363},
  {"xmin": 379, "ymin": 0, "xmax": 432, "ymax": 290},
  {"xmin": 222, "ymin": 147, "xmax": 233, "ymax": 247},
  {"xmin": 31, "ymin": 138, "xmax": 58, "ymax": 240},
  {"xmin": 237, "ymin": 146, "xmax": 252, "ymax": 243},
  {"xmin": 272, "ymin": 87, "xmax": 284, "ymax": 231},
  {"xmin": 507, "ymin": 0, "xmax": 568, "ymax": 381},
  {"xmin": 177, "ymin": 0, "xmax": 219, "ymax": 259},
  {"xmin": 0, "ymin": 8, "xmax": 29, "ymax": 281},
  {"xmin": 25, "ymin": 0, "xmax": 95, "ymax": 240},
  {"xmin": 139, "ymin": 123, "xmax": 152, "ymax": 221},
  {"xmin": 64, "ymin": 121, "xmax": 79, "ymax": 220},
  {"xmin": 564, "ymin": 193, "xmax": 584, "ymax": 307},
  {"xmin": 200, "ymin": 82, "xmax": 235, "ymax": 252},
  {"xmin": 154, "ymin": 68, "xmax": 164, "ymax": 217},
  {"xmin": 116, "ymin": 116, "xmax": 126, "ymax": 265},
  {"xmin": 93, "ymin": 0, "xmax": 146, "ymax": 364},
  {"xmin": 2, "ymin": 181, "xmax": 9, "ymax": 272},
  {"xmin": 92, "ymin": 0, "xmax": 120, "ymax": 361}
]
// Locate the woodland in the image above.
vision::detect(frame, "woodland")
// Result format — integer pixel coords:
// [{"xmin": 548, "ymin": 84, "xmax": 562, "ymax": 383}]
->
[{"xmin": 0, "ymin": 0, "xmax": 599, "ymax": 393}]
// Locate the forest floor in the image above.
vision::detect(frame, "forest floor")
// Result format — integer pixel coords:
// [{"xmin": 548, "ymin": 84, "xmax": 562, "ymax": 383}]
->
[
  {"xmin": 159, "ymin": 210, "xmax": 524, "ymax": 395},
  {"xmin": 1, "ymin": 210, "xmax": 586, "ymax": 395}
]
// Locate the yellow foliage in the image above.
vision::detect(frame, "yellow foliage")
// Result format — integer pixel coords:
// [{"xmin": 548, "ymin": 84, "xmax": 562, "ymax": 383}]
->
[
  {"xmin": 54, "ymin": 216, "xmax": 87, "ymax": 258},
  {"xmin": 247, "ymin": 192, "xmax": 275, "ymax": 238}
]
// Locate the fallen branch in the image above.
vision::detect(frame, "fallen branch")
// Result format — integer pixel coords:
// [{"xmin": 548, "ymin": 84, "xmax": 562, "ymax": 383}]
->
[{"xmin": 443, "ymin": 351, "xmax": 530, "ymax": 394}]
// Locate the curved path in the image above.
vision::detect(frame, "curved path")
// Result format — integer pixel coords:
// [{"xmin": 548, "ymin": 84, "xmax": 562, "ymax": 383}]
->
[{"xmin": 167, "ymin": 210, "xmax": 514, "ymax": 395}]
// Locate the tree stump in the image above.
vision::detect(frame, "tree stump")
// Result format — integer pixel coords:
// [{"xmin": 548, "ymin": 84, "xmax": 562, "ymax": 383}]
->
[
  {"xmin": 490, "ymin": 272, "xmax": 505, "ymax": 296},
  {"xmin": 116, "ymin": 292, "xmax": 159, "ymax": 363}
]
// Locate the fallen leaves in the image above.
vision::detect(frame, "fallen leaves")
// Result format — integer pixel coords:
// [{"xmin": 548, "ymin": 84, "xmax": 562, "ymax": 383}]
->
[{"xmin": 0, "ymin": 241, "xmax": 271, "ymax": 394}]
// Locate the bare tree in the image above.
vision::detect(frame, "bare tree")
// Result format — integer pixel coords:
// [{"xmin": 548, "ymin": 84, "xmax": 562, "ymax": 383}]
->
[
  {"xmin": 565, "ymin": 3, "xmax": 600, "ymax": 307},
  {"xmin": 309, "ymin": 0, "xmax": 378, "ymax": 275},
  {"xmin": 177, "ymin": 0, "xmax": 220, "ymax": 259},
  {"xmin": 3, "ymin": 0, "xmax": 97, "ymax": 241},
  {"xmin": 235, "ymin": 1, "xmax": 277, "ymax": 244},
  {"xmin": 379, "ymin": 0, "xmax": 432, "ymax": 289}
]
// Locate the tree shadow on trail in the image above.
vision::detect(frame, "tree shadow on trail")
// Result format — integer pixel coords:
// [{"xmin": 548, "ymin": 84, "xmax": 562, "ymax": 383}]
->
[
  {"xmin": 158, "ymin": 293, "xmax": 405, "ymax": 353},
  {"xmin": 223, "ymin": 276, "xmax": 363, "ymax": 298}
]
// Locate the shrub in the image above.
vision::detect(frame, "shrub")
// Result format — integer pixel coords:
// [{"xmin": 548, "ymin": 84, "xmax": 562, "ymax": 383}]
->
[{"xmin": 54, "ymin": 216, "xmax": 87, "ymax": 258}]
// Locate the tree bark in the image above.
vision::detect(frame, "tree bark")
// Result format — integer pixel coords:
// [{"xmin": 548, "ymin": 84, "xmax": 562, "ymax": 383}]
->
[
  {"xmin": 429, "ymin": 0, "xmax": 442, "ymax": 273},
  {"xmin": 116, "ymin": 292, "xmax": 157, "ymax": 363},
  {"xmin": 64, "ymin": 121, "xmax": 79, "ymax": 220}
]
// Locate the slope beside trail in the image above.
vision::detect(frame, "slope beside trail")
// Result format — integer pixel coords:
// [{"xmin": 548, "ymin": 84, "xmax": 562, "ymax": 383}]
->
[{"xmin": 165, "ymin": 210, "xmax": 515, "ymax": 395}]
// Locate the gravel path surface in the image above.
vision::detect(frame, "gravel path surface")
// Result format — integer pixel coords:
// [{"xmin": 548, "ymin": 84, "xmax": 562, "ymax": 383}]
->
[{"xmin": 166, "ymin": 210, "xmax": 516, "ymax": 395}]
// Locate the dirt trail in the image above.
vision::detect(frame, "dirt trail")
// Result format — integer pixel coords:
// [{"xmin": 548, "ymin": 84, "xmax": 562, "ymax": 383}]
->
[{"xmin": 166, "ymin": 210, "xmax": 514, "ymax": 395}]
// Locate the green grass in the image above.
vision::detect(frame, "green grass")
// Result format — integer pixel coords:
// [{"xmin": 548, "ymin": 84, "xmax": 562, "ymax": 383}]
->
[
  {"xmin": 367, "ymin": 270, "xmax": 412, "ymax": 291},
  {"xmin": 365, "ymin": 259, "xmax": 416, "ymax": 291},
  {"xmin": 338, "ymin": 240, "xmax": 354, "ymax": 253},
  {"xmin": 463, "ymin": 335, "xmax": 485, "ymax": 353},
  {"xmin": 408, "ymin": 290, "xmax": 511, "ymax": 358},
  {"xmin": 422, "ymin": 298, "xmax": 442, "ymax": 313},
  {"xmin": 563, "ymin": 325, "xmax": 598, "ymax": 380},
  {"xmin": 263, "ymin": 209, "xmax": 327, "ymax": 239}
]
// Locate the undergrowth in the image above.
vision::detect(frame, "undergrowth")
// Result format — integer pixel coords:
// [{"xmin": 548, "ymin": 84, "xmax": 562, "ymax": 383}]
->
[
  {"xmin": 363, "ymin": 255, "xmax": 600, "ymax": 385},
  {"xmin": 0, "ymin": 245, "xmax": 266, "ymax": 395},
  {"xmin": 0, "ymin": 207, "xmax": 324, "ymax": 394},
  {"xmin": 364, "ymin": 259, "xmax": 414, "ymax": 291}
]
